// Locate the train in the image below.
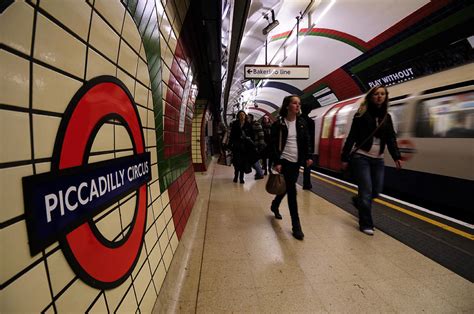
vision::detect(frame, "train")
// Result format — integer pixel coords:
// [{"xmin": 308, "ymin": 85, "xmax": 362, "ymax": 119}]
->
[{"xmin": 309, "ymin": 63, "xmax": 474, "ymax": 224}]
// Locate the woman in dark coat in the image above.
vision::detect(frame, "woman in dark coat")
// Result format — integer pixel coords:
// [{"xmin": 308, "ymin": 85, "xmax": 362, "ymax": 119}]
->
[
  {"xmin": 341, "ymin": 85, "xmax": 402, "ymax": 236},
  {"xmin": 269, "ymin": 95, "xmax": 313, "ymax": 240},
  {"xmin": 228, "ymin": 110, "xmax": 254, "ymax": 183}
]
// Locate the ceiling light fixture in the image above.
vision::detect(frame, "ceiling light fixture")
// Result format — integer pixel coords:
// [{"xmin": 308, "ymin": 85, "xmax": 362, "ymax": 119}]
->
[{"xmin": 262, "ymin": 9, "xmax": 279, "ymax": 35}]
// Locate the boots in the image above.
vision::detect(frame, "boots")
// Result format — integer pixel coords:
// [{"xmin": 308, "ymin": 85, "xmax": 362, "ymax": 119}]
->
[
  {"xmin": 239, "ymin": 172, "xmax": 245, "ymax": 184},
  {"xmin": 292, "ymin": 226, "xmax": 304, "ymax": 240},
  {"xmin": 270, "ymin": 200, "xmax": 282, "ymax": 219},
  {"xmin": 291, "ymin": 218, "xmax": 304, "ymax": 240}
]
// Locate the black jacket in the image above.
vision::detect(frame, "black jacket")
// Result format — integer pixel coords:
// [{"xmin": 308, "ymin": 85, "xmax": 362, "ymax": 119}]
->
[
  {"xmin": 341, "ymin": 111, "xmax": 401, "ymax": 162},
  {"xmin": 270, "ymin": 116, "xmax": 311, "ymax": 166}
]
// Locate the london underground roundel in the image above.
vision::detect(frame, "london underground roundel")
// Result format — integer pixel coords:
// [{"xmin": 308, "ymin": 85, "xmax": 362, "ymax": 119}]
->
[{"xmin": 52, "ymin": 76, "xmax": 148, "ymax": 289}]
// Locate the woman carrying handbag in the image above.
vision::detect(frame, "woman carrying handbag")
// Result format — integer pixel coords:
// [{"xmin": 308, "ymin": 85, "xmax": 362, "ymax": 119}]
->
[
  {"xmin": 269, "ymin": 95, "xmax": 313, "ymax": 240},
  {"xmin": 341, "ymin": 85, "xmax": 402, "ymax": 236}
]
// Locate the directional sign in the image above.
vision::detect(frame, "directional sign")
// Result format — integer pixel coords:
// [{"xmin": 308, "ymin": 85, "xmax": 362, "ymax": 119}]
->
[{"xmin": 244, "ymin": 65, "xmax": 310, "ymax": 79}]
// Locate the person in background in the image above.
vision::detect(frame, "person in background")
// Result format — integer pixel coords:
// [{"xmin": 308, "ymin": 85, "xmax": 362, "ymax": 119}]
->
[
  {"xmin": 228, "ymin": 110, "xmax": 254, "ymax": 183},
  {"xmin": 247, "ymin": 113, "xmax": 265, "ymax": 180},
  {"xmin": 270, "ymin": 95, "xmax": 313, "ymax": 240},
  {"xmin": 341, "ymin": 85, "xmax": 402, "ymax": 236},
  {"xmin": 301, "ymin": 104, "xmax": 315, "ymax": 189},
  {"xmin": 261, "ymin": 115, "xmax": 273, "ymax": 175}
]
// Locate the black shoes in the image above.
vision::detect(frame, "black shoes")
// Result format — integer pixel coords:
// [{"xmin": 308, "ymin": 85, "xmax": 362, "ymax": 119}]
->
[
  {"xmin": 270, "ymin": 205, "xmax": 282, "ymax": 219},
  {"xmin": 302, "ymin": 184, "xmax": 312, "ymax": 190},
  {"xmin": 292, "ymin": 227, "xmax": 304, "ymax": 240},
  {"xmin": 233, "ymin": 177, "xmax": 238, "ymax": 183},
  {"xmin": 255, "ymin": 174, "xmax": 264, "ymax": 180},
  {"xmin": 240, "ymin": 179, "xmax": 245, "ymax": 184}
]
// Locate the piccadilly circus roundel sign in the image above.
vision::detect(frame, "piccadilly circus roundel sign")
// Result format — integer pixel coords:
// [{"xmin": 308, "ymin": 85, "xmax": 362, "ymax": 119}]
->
[{"xmin": 22, "ymin": 76, "xmax": 152, "ymax": 289}]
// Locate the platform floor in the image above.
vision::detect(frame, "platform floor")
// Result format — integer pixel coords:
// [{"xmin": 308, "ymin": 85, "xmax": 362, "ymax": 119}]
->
[{"xmin": 153, "ymin": 159, "xmax": 473, "ymax": 313}]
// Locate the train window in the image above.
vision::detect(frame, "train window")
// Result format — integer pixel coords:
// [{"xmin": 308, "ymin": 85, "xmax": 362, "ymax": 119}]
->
[
  {"xmin": 321, "ymin": 106, "xmax": 338, "ymax": 138},
  {"xmin": 388, "ymin": 105, "xmax": 404, "ymax": 134},
  {"xmin": 415, "ymin": 91, "xmax": 474, "ymax": 138},
  {"xmin": 334, "ymin": 105, "xmax": 353, "ymax": 138}
]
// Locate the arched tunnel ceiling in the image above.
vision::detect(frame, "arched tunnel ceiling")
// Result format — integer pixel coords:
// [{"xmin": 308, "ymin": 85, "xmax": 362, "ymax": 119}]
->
[{"xmin": 222, "ymin": 0, "xmax": 444, "ymax": 124}]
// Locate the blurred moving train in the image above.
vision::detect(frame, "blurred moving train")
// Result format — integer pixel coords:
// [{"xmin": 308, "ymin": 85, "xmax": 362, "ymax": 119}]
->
[{"xmin": 309, "ymin": 63, "xmax": 474, "ymax": 224}]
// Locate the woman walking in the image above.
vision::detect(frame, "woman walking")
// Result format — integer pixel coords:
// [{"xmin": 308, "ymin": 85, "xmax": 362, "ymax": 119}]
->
[
  {"xmin": 270, "ymin": 95, "xmax": 313, "ymax": 240},
  {"xmin": 341, "ymin": 85, "xmax": 402, "ymax": 235},
  {"xmin": 229, "ymin": 110, "xmax": 254, "ymax": 183}
]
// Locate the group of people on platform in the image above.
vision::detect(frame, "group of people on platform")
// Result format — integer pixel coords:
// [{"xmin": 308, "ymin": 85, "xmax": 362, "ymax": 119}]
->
[{"xmin": 225, "ymin": 85, "xmax": 403, "ymax": 240}]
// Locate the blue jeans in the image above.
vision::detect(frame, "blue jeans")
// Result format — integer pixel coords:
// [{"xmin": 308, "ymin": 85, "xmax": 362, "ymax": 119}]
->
[
  {"xmin": 253, "ymin": 160, "xmax": 264, "ymax": 177},
  {"xmin": 350, "ymin": 154, "xmax": 385, "ymax": 229}
]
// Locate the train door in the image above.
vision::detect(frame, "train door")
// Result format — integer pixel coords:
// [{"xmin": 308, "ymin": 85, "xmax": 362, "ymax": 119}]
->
[
  {"xmin": 318, "ymin": 105, "xmax": 339, "ymax": 168},
  {"xmin": 330, "ymin": 103, "xmax": 358, "ymax": 170}
]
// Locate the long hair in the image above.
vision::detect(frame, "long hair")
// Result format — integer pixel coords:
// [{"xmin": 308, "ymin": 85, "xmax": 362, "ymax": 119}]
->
[
  {"xmin": 279, "ymin": 95, "xmax": 300, "ymax": 118},
  {"xmin": 356, "ymin": 85, "xmax": 389, "ymax": 118}
]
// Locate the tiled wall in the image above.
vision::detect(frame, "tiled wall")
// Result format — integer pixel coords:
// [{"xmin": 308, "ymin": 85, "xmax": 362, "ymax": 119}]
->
[
  {"xmin": 1, "ymin": 0, "xmax": 200, "ymax": 312},
  {"xmin": 191, "ymin": 99, "xmax": 212, "ymax": 172}
]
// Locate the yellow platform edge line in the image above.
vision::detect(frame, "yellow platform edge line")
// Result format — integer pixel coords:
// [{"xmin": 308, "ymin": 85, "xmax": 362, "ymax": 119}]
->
[{"xmin": 309, "ymin": 172, "xmax": 474, "ymax": 241}]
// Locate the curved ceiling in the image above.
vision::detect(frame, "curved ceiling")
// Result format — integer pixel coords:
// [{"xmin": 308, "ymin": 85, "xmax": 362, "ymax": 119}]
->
[{"xmin": 222, "ymin": 0, "xmax": 432, "ymax": 123}]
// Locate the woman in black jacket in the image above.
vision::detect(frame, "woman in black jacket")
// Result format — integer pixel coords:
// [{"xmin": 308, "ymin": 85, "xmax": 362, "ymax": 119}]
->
[
  {"xmin": 229, "ymin": 110, "xmax": 255, "ymax": 183},
  {"xmin": 341, "ymin": 85, "xmax": 402, "ymax": 235},
  {"xmin": 270, "ymin": 95, "xmax": 313, "ymax": 240}
]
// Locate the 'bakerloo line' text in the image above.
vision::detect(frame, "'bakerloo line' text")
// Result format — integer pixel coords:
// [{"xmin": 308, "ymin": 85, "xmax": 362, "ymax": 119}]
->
[{"xmin": 44, "ymin": 162, "xmax": 149, "ymax": 223}]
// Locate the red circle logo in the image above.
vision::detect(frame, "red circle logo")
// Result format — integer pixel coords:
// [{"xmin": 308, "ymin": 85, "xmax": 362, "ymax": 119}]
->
[{"xmin": 54, "ymin": 76, "xmax": 147, "ymax": 289}]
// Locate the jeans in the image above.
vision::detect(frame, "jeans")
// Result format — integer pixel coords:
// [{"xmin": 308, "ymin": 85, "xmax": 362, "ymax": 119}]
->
[
  {"xmin": 271, "ymin": 160, "xmax": 301, "ymax": 229},
  {"xmin": 350, "ymin": 154, "xmax": 385, "ymax": 229},
  {"xmin": 253, "ymin": 160, "xmax": 264, "ymax": 177}
]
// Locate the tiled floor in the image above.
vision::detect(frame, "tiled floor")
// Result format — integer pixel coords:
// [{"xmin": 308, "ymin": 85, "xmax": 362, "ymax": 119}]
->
[{"xmin": 153, "ymin": 159, "xmax": 474, "ymax": 313}]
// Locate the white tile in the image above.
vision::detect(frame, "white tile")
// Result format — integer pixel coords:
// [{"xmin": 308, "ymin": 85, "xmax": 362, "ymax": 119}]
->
[
  {"xmin": 89, "ymin": 12, "xmax": 120, "ymax": 63},
  {"xmin": 168, "ymin": 31, "xmax": 178, "ymax": 53},
  {"xmin": 89, "ymin": 122, "xmax": 115, "ymax": 153},
  {"xmin": 88, "ymin": 153, "xmax": 115, "ymax": 164},
  {"xmin": 160, "ymin": 15, "xmax": 172, "ymax": 44},
  {"xmin": 116, "ymin": 69, "xmax": 135, "ymax": 96},
  {"xmin": 147, "ymin": 237, "xmax": 162, "ymax": 273},
  {"xmin": 0, "ymin": 1, "xmax": 34, "ymax": 54},
  {"xmin": 34, "ymin": 14, "xmax": 86, "ymax": 78},
  {"xmin": 0, "ymin": 110, "xmax": 31, "ymax": 163},
  {"xmin": 33, "ymin": 64, "xmax": 82, "ymax": 113},
  {"xmin": 135, "ymin": 79, "xmax": 150, "ymax": 107},
  {"xmin": 94, "ymin": 206, "xmax": 123, "ymax": 242},
  {"xmin": 0, "ymin": 262, "xmax": 51, "ymax": 312},
  {"xmin": 35, "ymin": 161, "xmax": 52, "ymax": 174},
  {"xmin": 139, "ymin": 283, "xmax": 158, "ymax": 313},
  {"xmin": 46, "ymin": 250, "xmax": 75, "ymax": 296},
  {"xmin": 87, "ymin": 294, "xmax": 108, "ymax": 314},
  {"xmin": 0, "ymin": 50, "xmax": 30, "ymax": 108},
  {"xmin": 139, "ymin": 40, "xmax": 148, "ymax": 61},
  {"xmin": 136, "ymin": 58, "xmax": 150, "ymax": 87},
  {"xmin": 104, "ymin": 277, "xmax": 133, "ymax": 312},
  {"xmin": 94, "ymin": 0, "xmax": 125, "ymax": 34},
  {"xmin": 121, "ymin": 12, "xmax": 142, "ymax": 53},
  {"xmin": 114, "ymin": 124, "xmax": 133, "ymax": 151},
  {"xmin": 118, "ymin": 39, "xmax": 139, "ymax": 78},
  {"xmin": 133, "ymin": 261, "xmax": 152, "ymax": 303},
  {"xmin": 86, "ymin": 49, "xmax": 116, "ymax": 80},
  {"xmin": 119, "ymin": 196, "xmax": 136, "ymax": 230},
  {"xmin": 114, "ymin": 283, "xmax": 138, "ymax": 313},
  {"xmin": 146, "ymin": 129, "xmax": 157, "ymax": 148},
  {"xmin": 33, "ymin": 114, "xmax": 61, "ymax": 159},
  {"xmin": 153, "ymin": 260, "xmax": 167, "ymax": 294},
  {"xmin": 40, "ymin": 0, "xmax": 92, "ymax": 40},
  {"xmin": 145, "ymin": 212, "xmax": 159, "ymax": 243},
  {"xmin": 0, "ymin": 220, "xmax": 42, "ymax": 284},
  {"xmin": 55, "ymin": 277, "xmax": 101, "ymax": 312},
  {"xmin": 0, "ymin": 165, "xmax": 33, "ymax": 223}
]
